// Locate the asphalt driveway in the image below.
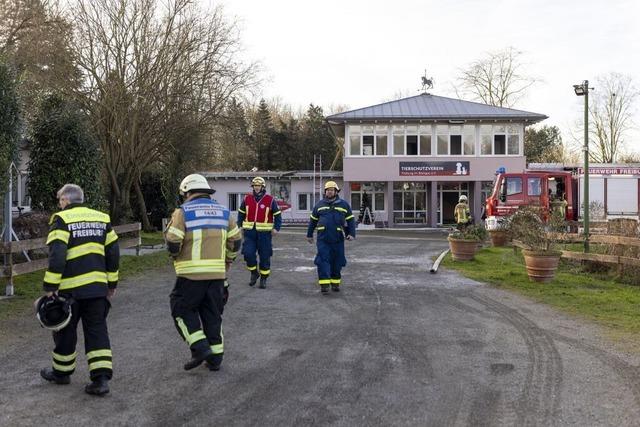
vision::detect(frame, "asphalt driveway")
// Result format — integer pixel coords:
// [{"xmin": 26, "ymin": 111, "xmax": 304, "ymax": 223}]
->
[{"xmin": 1, "ymin": 229, "xmax": 639, "ymax": 426}]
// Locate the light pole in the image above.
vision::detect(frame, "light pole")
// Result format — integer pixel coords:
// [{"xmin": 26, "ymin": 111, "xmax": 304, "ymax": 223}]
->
[{"xmin": 573, "ymin": 80, "xmax": 592, "ymax": 253}]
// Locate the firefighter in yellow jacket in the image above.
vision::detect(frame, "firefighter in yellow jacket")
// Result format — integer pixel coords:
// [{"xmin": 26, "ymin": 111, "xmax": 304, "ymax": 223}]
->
[
  {"xmin": 454, "ymin": 194, "xmax": 471, "ymax": 230},
  {"xmin": 164, "ymin": 174, "xmax": 242, "ymax": 372},
  {"xmin": 39, "ymin": 184, "xmax": 119, "ymax": 396}
]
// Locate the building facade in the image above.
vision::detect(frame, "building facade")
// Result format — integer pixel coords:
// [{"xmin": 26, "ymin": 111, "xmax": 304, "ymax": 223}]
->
[
  {"xmin": 202, "ymin": 171, "xmax": 343, "ymax": 223},
  {"xmin": 327, "ymin": 93, "xmax": 547, "ymax": 227}
]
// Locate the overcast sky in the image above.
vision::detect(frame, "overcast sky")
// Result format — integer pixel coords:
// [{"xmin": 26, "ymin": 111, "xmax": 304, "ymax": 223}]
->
[{"xmin": 213, "ymin": 0, "xmax": 640, "ymax": 152}]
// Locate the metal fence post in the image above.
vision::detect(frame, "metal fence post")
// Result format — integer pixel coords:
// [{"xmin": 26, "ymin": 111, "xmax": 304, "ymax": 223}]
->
[{"xmin": 4, "ymin": 176, "xmax": 14, "ymax": 296}]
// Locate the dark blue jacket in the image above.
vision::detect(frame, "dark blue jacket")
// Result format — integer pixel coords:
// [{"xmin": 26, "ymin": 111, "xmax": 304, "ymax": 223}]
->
[{"xmin": 307, "ymin": 196, "xmax": 356, "ymax": 243}]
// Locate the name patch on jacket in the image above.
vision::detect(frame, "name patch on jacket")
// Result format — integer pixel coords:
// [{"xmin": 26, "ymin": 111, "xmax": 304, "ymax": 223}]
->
[
  {"xmin": 69, "ymin": 221, "xmax": 107, "ymax": 238},
  {"xmin": 182, "ymin": 200, "xmax": 229, "ymax": 231}
]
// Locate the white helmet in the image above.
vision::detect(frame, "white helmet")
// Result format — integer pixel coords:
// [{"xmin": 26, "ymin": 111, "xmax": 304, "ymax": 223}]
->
[
  {"xmin": 179, "ymin": 174, "xmax": 215, "ymax": 196},
  {"xmin": 459, "ymin": 195, "xmax": 468, "ymax": 202}
]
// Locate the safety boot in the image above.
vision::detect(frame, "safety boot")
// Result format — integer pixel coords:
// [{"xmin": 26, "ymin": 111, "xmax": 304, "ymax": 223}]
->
[
  {"xmin": 184, "ymin": 347, "xmax": 212, "ymax": 371},
  {"xmin": 206, "ymin": 362, "xmax": 221, "ymax": 371},
  {"xmin": 258, "ymin": 276, "xmax": 267, "ymax": 289},
  {"xmin": 331, "ymin": 285, "xmax": 340, "ymax": 292},
  {"xmin": 320, "ymin": 285, "xmax": 330, "ymax": 294},
  {"xmin": 40, "ymin": 368, "xmax": 70, "ymax": 385},
  {"xmin": 85, "ymin": 376, "xmax": 109, "ymax": 396},
  {"xmin": 248, "ymin": 270, "xmax": 259, "ymax": 287},
  {"xmin": 205, "ymin": 353, "xmax": 222, "ymax": 371}
]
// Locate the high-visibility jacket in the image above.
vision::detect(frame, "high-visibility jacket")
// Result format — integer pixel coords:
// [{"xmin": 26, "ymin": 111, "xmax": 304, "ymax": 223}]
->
[
  {"xmin": 454, "ymin": 202, "xmax": 470, "ymax": 224},
  {"xmin": 165, "ymin": 195, "xmax": 242, "ymax": 280},
  {"xmin": 307, "ymin": 196, "xmax": 356, "ymax": 243},
  {"xmin": 237, "ymin": 192, "xmax": 282, "ymax": 232},
  {"xmin": 43, "ymin": 204, "xmax": 120, "ymax": 299}
]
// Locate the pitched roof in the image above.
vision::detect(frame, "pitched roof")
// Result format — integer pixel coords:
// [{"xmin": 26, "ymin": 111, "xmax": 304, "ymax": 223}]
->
[
  {"xmin": 326, "ymin": 93, "xmax": 547, "ymax": 123},
  {"xmin": 201, "ymin": 170, "xmax": 343, "ymax": 180}
]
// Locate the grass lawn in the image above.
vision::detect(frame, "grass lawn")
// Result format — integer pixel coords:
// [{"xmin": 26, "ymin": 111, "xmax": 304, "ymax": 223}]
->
[
  {"xmin": 140, "ymin": 231, "xmax": 165, "ymax": 246},
  {"xmin": 0, "ymin": 251, "xmax": 171, "ymax": 320},
  {"xmin": 442, "ymin": 246, "xmax": 640, "ymax": 335}
]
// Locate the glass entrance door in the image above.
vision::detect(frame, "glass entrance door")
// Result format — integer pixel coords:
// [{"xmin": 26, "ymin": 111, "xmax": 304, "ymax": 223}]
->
[
  {"xmin": 393, "ymin": 182, "xmax": 427, "ymax": 224},
  {"xmin": 438, "ymin": 182, "xmax": 469, "ymax": 225}
]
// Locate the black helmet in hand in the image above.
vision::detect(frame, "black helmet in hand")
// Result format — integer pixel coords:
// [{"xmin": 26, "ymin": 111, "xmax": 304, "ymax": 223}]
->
[{"xmin": 35, "ymin": 295, "xmax": 73, "ymax": 331}]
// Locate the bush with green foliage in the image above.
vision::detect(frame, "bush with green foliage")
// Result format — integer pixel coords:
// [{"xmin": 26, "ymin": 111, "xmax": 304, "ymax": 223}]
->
[
  {"xmin": 28, "ymin": 94, "xmax": 104, "ymax": 212},
  {"xmin": 509, "ymin": 206, "xmax": 566, "ymax": 253},
  {"xmin": 449, "ymin": 224, "xmax": 487, "ymax": 241}
]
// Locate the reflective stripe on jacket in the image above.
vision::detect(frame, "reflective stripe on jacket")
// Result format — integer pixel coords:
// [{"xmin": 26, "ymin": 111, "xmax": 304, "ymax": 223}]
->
[
  {"xmin": 43, "ymin": 205, "xmax": 119, "ymax": 299},
  {"xmin": 165, "ymin": 197, "xmax": 242, "ymax": 280},
  {"xmin": 454, "ymin": 203, "xmax": 470, "ymax": 224},
  {"xmin": 239, "ymin": 193, "xmax": 281, "ymax": 231},
  {"xmin": 307, "ymin": 197, "xmax": 356, "ymax": 243}
]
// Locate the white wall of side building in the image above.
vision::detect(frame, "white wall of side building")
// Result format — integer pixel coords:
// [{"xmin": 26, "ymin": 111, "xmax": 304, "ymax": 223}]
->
[{"xmin": 202, "ymin": 172, "xmax": 344, "ymax": 223}]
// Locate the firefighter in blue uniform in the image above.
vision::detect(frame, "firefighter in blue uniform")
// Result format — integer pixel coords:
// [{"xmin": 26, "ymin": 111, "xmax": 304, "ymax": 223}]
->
[
  {"xmin": 306, "ymin": 181, "xmax": 356, "ymax": 293},
  {"xmin": 237, "ymin": 176, "xmax": 281, "ymax": 289}
]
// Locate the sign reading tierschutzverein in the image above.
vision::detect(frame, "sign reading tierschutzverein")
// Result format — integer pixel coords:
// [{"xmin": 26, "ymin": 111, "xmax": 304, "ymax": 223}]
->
[{"xmin": 399, "ymin": 161, "xmax": 470, "ymax": 176}]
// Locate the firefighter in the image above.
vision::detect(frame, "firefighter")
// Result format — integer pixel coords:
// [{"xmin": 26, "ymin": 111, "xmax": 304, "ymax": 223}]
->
[
  {"xmin": 552, "ymin": 192, "xmax": 568, "ymax": 220},
  {"xmin": 306, "ymin": 181, "xmax": 356, "ymax": 293},
  {"xmin": 39, "ymin": 184, "xmax": 119, "ymax": 396},
  {"xmin": 454, "ymin": 194, "xmax": 471, "ymax": 230},
  {"xmin": 237, "ymin": 176, "xmax": 281, "ymax": 289},
  {"xmin": 165, "ymin": 174, "xmax": 241, "ymax": 372}
]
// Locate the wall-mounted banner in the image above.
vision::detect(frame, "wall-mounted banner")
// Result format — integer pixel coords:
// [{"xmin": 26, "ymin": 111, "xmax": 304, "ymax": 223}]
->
[
  {"xmin": 399, "ymin": 161, "xmax": 470, "ymax": 176},
  {"xmin": 577, "ymin": 167, "xmax": 640, "ymax": 175}
]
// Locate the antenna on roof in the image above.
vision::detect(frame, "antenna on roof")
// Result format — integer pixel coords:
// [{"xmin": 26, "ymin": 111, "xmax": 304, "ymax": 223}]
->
[{"xmin": 420, "ymin": 70, "xmax": 433, "ymax": 93}]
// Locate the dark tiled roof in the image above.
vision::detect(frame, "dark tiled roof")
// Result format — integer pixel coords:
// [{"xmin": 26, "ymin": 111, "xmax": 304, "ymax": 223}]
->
[
  {"xmin": 327, "ymin": 93, "xmax": 547, "ymax": 122},
  {"xmin": 201, "ymin": 170, "xmax": 343, "ymax": 180}
]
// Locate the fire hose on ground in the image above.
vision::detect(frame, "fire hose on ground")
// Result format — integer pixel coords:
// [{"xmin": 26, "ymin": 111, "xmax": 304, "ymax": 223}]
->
[{"xmin": 430, "ymin": 248, "xmax": 449, "ymax": 274}]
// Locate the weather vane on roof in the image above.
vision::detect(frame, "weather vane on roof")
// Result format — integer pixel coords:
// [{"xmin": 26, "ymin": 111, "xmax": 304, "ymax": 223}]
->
[{"xmin": 421, "ymin": 70, "xmax": 433, "ymax": 92}]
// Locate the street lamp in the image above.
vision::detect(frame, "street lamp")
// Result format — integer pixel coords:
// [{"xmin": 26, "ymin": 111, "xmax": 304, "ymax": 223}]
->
[{"xmin": 574, "ymin": 80, "xmax": 592, "ymax": 253}]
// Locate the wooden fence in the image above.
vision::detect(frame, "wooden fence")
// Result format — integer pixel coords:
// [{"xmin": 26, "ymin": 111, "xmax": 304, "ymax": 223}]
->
[
  {"xmin": 513, "ymin": 232, "xmax": 640, "ymax": 269},
  {"xmin": 1, "ymin": 223, "xmax": 141, "ymax": 280}
]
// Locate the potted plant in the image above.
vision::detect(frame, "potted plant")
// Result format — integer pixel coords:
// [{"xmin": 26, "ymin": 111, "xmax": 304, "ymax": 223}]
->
[
  {"xmin": 448, "ymin": 224, "xmax": 487, "ymax": 261},
  {"xmin": 509, "ymin": 207, "xmax": 565, "ymax": 282},
  {"xmin": 487, "ymin": 217, "xmax": 511, "ymax": 247}
]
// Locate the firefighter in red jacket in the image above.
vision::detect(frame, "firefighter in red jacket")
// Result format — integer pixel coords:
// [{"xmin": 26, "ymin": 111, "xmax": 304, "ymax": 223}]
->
[{"xmin": 237, "ymin": 177, "xmax": 282, "ymax": 289}]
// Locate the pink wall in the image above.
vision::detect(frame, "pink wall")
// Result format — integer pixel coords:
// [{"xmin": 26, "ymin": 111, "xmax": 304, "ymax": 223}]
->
[{"xmin": 343, "ymin": 157, "xmax": 526, "ymax": 182}]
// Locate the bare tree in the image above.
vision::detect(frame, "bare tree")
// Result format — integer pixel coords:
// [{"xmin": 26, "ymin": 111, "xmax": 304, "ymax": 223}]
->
[
  {"xmin": 70, "ymin": 0, "xmax": 256, "ymax": 227},
  {"xmin": 588, "ymin": 73, "xmax": 638, "ymax": 163},
  {"xmin": 456, "ymin": 47, "xmax": 537, "ymax": 107},
  {"xmin": 0, "ymin": 0, "xmax": 78, "ymax": 120}
]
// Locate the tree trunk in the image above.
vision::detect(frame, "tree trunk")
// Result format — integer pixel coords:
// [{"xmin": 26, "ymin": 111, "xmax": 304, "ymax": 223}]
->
[
  {"xmin": 115, "ymin": 174, "xmax": 135, "ymax": 225},
  {"xmin": 133, "ymin": 176, "xmax": 153, "ymax": 231}
]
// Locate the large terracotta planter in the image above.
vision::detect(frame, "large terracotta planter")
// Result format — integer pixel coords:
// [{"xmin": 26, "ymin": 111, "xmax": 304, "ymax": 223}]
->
[
  {"xmin": 489, "ymin": 230, "xmax": 508, "ymax": 247},
  {"xmin": 522, "ymin": 249, "xmax": 561, "ymax": 282},
  {"xmin": 448, "ymin": 237, "xmax": 480, "ymax": 261}
]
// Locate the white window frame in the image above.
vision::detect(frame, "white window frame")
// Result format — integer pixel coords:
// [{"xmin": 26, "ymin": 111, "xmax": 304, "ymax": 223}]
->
[
  {"xmin": 392, "ymin": 124, "xmax": 433, "ymax": 157},
  {"xmin": 297, "ymin": 192, "xmax": 312, "ymax": 212},
  {"xmin": 227, "ymin": 193, "xmax": 244, "ymax": 212},
  {"xmin": 350, "ymin": 183, "xmax": 386, "ymax": 212},
  {"xmin": 346, "ymin": 125, "xmax": 390, "ymax": 157},
  {"xmin": 479, "ymin": 124, "xmax": 522, "ymax": 156}
]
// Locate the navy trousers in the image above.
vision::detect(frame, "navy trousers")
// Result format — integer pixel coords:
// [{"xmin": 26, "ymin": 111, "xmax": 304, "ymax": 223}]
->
[
  {"xmin": 314, "ymin": 239, "xmax": 346, "ymax": 287},
  {"xmin": 242, "ymin": 229, "xmax": 273, "ymax": 277}
]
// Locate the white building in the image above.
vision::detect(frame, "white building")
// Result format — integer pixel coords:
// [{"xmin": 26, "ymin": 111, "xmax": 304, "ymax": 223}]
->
[
  {"xmin": 202, "ymin": 171, "xmax": 343, "ymax": 223},
  {"xmin": 327, "ymin": 93, "xmax": 547, "ymax": 226}
]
